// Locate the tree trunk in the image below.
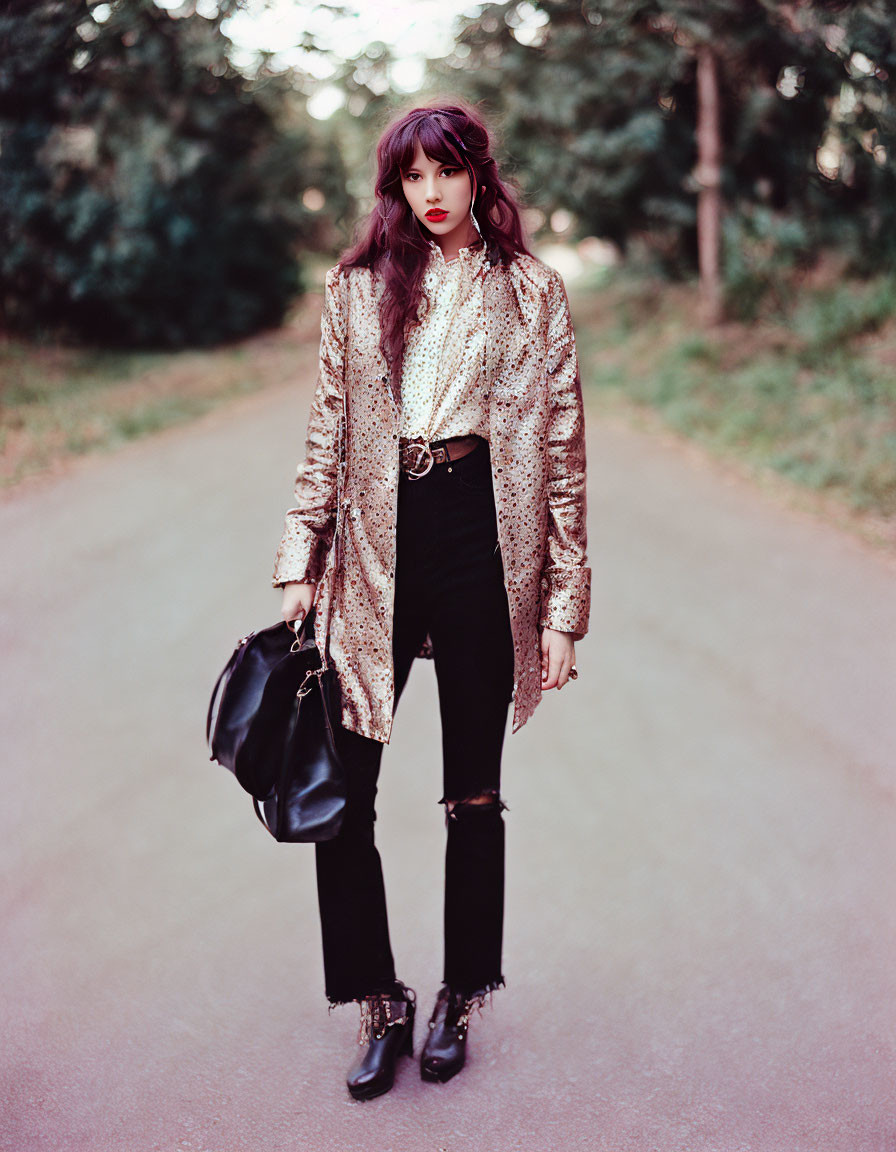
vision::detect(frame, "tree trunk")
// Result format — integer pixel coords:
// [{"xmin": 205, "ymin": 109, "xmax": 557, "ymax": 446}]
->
[{"xmin": 695, "ymin": 43, "xmax": 723, "ymax": 325}]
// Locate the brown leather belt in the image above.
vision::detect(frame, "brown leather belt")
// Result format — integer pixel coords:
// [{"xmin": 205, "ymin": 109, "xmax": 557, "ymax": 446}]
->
[{"xmin": 399, "ymin": 434, "xmax": 481, "ymax": 479}]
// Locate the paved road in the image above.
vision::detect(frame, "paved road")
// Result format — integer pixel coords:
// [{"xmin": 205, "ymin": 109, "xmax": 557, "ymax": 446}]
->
[{"xmin": 2, "ymin": 374, "xmax": 895, "ymax": 1152}]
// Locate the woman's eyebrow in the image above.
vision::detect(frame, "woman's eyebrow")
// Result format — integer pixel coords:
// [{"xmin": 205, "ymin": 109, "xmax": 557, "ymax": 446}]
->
[{"xmin": 404, "ymin": 161, "xmax": 455, "ymax": 175}]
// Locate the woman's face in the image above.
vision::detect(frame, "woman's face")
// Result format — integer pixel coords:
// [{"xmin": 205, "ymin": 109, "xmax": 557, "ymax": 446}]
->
[{"xmin": 400, "ymin": 142, "xmax": 477, "ymax": 254}]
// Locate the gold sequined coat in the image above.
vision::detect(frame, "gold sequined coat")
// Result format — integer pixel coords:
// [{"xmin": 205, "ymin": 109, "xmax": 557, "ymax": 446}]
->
[{"xmin": 273, "ymin": 250, "xmax": 590, "ymax": 744}]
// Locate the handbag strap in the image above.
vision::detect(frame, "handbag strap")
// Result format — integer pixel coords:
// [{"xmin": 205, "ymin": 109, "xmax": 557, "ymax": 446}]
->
[
  {"xmin": 248, "ymin": 635, "xmax": 338, "ymax": 840},
  {"xmin": 323, "ymin": 389, "xmax": 349, "ymax": 671}
]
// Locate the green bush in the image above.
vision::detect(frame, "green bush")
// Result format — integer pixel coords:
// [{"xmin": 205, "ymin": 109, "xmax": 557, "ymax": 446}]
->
[
  {"xmin": 0, "ymin": 1, "xmax": 345, "ymax": 348},
  {"xmin": 791, "ymin": 276, "xmax": 896, "ymax": 363},
  {"xmin": 722, "ymin": 207, "xmax": 813, "ymax": 322}
]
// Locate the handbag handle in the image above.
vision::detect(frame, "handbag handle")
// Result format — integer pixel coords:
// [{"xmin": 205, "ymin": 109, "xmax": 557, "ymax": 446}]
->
[
  {"xmin": 288, "ymin": 606, "xmax": 316, "ymax": 648},
  {"xmin": 288, "ymin": 613, "xmax": 307, "ymax": 653}
]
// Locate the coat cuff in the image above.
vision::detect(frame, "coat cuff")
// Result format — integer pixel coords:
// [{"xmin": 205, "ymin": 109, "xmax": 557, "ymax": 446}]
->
[
  {"xmin": 271, "ymin": 524, "xmax": 331, "ymax": 588},
  {"xmin": 539, "ymin": 566, "xmax": 591, "ymax": 638}
]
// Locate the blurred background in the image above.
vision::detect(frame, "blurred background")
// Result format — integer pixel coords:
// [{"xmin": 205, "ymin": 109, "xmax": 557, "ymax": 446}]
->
[{"xmin": 1, "ymin": 0, "xmax": 894, "ymax": 531}]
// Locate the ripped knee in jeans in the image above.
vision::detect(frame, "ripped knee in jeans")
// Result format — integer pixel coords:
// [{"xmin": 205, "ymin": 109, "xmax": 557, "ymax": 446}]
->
[{"xmin": 439, "ymin": 788, "xmax": 508, "ymax": 823}]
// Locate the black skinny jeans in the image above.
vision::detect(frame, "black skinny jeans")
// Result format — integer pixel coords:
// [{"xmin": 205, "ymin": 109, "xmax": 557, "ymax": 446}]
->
[{"xmin": 315, "ymin": 436, "xmax": 515, "ymax": 1004}]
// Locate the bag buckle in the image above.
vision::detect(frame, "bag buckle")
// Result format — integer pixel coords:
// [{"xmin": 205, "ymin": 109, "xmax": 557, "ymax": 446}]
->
[{"xmin": 296, "ymin": 666, "xmax": 325, "ymax": 699}]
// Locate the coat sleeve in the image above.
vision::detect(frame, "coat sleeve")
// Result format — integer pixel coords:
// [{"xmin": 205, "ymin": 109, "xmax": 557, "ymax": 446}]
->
[
  {"xmin": 538, "ymin": 269, "xmax": 591, "ymax": 640},
  {"xmin": 272, "ymin": 266, "xmax": 347, "ymax": 588}
]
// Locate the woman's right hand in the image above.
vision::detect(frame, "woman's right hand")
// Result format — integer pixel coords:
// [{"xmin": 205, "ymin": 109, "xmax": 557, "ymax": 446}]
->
[{"xmin": 281, "ymin": 581, "xmax": 317, "ymax": 628}]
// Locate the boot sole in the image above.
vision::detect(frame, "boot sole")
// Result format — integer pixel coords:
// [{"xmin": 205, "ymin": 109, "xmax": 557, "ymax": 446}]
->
[
  {"xmin": 420, "ymin": 1059, "xmax": 464, "ymax": 1084},
  {"xmin": 348, "ymin": 1077, "xmax": 395, "ymax": 1101}
]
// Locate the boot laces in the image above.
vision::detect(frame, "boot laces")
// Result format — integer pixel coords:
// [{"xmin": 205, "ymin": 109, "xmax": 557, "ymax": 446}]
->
[
  {"xmin": 433, "ymin": 984, "xmax": 493, "ymax": 1040},
  {"xmin": 357, "ymin": 984, "xmax": 415, "ymax": 1046}
]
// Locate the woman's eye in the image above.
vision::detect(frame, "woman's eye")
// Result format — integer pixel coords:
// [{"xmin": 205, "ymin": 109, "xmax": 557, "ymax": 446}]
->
[{"xmin": 441, "ymin": 168, "xmax": 459, "ymax": 177}]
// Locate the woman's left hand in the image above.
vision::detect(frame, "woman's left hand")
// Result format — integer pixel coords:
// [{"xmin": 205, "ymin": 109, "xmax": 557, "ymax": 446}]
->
[{"xmin": 540, "ymin": 627, "xmax": 576, "ymax": 690}]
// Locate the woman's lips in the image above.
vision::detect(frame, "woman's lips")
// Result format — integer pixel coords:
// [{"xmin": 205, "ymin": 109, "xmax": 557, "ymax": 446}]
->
[{"xmin": 425, "ymin": 209, "xmax": 448, "ymax": 221}]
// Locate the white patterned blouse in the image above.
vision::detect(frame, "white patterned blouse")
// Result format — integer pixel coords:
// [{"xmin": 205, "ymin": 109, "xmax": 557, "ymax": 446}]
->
[{"xmin": 398, "ymin": 239, "xmax": 490, "ymax": 444}]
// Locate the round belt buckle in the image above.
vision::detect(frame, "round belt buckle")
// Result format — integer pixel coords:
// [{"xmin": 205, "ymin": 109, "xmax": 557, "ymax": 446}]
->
[{"xmin": 404, "ymin": 440, "xmax": 434, "ymax": 479}]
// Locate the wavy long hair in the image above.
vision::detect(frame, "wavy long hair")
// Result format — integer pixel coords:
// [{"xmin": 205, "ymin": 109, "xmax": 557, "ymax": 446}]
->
[{"xmin": 340, "ymin": 101, "xmax": 532, "ymax": 397}]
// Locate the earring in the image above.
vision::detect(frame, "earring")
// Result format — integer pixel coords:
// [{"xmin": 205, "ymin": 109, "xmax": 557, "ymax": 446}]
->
[{"xmin": 470, "ymin": 186, "xmax": 485, "ymax": 240}]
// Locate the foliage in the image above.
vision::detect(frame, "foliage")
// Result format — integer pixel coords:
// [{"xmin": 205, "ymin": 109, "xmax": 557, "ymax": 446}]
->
[
  {"xmin": 790, "ymin": 273, "xmax": 896, "ymax": 360},
  {"xmin": 436, "ymin": 0, "xmax": 895, "ymax": 278},
  {"xmin": 722, "ymin": 206, "xmax": 813, "ymax": 321},
  {"xmin": 809, "ymin": 0, "xmax": 896, "ymax": 272},
  {"xmin": 0, "ymin": 0, "xmax": 349, "ymax": 347}
]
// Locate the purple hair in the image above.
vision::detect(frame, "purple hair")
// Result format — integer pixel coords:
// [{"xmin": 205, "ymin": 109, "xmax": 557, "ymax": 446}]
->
[{"xmin": 340, "ymin": 101, "xmax": 532, "ymax": 397}]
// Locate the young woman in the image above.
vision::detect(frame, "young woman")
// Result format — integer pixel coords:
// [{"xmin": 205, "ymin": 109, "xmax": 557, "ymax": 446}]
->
[{"xmin": 272, "ymin": 101, "xmax": 590, "ymax": 1099}]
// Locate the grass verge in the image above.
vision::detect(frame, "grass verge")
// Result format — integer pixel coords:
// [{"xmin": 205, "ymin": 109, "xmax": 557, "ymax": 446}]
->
[
  {"xmin": 0, "ymin": 292, "xmax": 322, "ymax": 489},
  {"xmin": 573, "ymin": 268, "xmax": 896, "ymax": 547}
]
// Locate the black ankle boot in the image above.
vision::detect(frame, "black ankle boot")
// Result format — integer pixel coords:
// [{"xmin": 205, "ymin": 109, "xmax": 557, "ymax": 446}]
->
[
  {"xmin": 346, "ymin": 981, "xmax": 416, "ymax": 1101},
  {"xmin": 420, "ymin": 984, "xmax": 473, "ymax": 1084}
]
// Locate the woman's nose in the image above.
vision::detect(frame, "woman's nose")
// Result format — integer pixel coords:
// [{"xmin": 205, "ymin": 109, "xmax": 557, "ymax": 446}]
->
[{"xmin": 425, "ymin": 179, "xmax": 440, "ymax": 202}]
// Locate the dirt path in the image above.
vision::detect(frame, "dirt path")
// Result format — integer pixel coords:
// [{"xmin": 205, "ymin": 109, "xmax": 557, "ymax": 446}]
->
[{"xmin": 2, "ymin": 377, "xmax": 895, "ymax": 1151}]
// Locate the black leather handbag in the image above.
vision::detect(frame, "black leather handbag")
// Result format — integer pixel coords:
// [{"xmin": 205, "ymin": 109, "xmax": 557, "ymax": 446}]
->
[{"xmin": 206, "ymin": 608, "xmax": 346, "ymax": 842}]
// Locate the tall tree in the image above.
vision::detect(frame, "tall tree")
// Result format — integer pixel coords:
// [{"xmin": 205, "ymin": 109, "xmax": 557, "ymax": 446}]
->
[
  {"xmin": 437, "ymin": 0, "xmax": 892, "ymax": 286},
  {"xmin": 695, "ymin": 42, "xmax": 722, "ymax": 321}
]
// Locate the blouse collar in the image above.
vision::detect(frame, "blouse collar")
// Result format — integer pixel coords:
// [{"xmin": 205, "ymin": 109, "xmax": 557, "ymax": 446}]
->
[{"xmin": 427, "ymin": 238, "xmax": 488, "ymax": 274}]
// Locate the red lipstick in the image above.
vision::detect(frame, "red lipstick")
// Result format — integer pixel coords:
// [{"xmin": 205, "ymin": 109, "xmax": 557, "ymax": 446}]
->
[{"xmin": 425, "ymin": 209, "xmax": 448, "ymax": 221}]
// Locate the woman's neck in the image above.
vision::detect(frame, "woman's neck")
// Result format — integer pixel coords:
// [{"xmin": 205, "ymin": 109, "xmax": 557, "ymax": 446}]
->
[{"xmin": 432, "ymin": 219, "xmax": 480, "ymax": 263}]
